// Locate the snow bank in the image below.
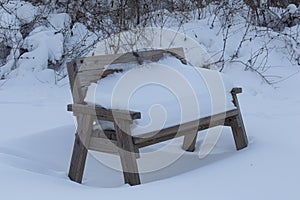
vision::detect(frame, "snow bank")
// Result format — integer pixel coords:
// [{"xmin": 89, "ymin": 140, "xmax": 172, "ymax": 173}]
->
[
  {"xmin": 0, "ymin": 1, "xmax": 98, "ymax": 78},
  {"xmin": 89, "ymin": 27, "xmax": 215, "ymax": 69},
  {"xmin": 18, "ymin": 27, "xmax": 64, "ymax": 72},
  {"xmin": 1, "ymin": 53, "xmax": 300, "ymax": 198},
  {"xmin": 48, "ymin": 13, "xmax": 71, "ymax": 31}
]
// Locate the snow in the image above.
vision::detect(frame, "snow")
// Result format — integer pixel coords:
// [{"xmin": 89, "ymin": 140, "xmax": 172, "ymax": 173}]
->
[
  {"xmin": 0, "ymin": 11, "xmax": 22, "ymax": 45},
  {"xmin": 18, "ymin": 28, "xmax": 64, "ymax": 72},
  {"xmin": 1, "ymin": 65, "xmax": 300, "ymax": 198},
  {"xmin": 47, "ymin": 13, "xmax": 71, "ymax": 31},
  {"xmin": 14, "ymin": 2, "xmax": 37, "ymax": 23},
  {"xmin": 0, "ymin": 1, "xmax": 98, "ymax": 79},
  {"xmin": 287, "ymin": 4, "xmax": 297, "ymax": 14},
  {"xmin": 65, "ymin": 22, "xmax": 98, "ymax": 57},
  {"xmin": 85, "ymin": 55, "xmax": 235, "ymax": 135},
  {"xmin": 89, "ymin": 27, "xmax": 215, "ymax": 69},
  {"xmin": 0, "ymin": 4, "xmax": 300, "ymax": 200}
]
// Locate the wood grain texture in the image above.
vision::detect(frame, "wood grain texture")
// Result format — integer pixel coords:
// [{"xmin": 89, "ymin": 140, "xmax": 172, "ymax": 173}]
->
[
  {"xmin": 68, "ymin": 113, "xmax": 94, "ymax": 184},
  {"xmin": 229, "ymin": 90, "xmax": 248, "ymax": 150},
  {"xmin": 114, "ymin": 119, "xmax": 141, "ymax": 185},
  {"xmin": 75, "ymin": 47, "xmax": 186, "ymax": 72},
  {"xmin": 134, "ymin": 109, "xmax": 239, "ymax": 148},
  {"xmin": 67, "ymin": 61, "xmax": 86, "ymax": 104},
  {"xmin": 89, "ymin": 137, "xmax": 119, "ymax": 154},
  {"xmin": 229, "ymin": 115, "xmax": 248, "ymax": 150},
  {"xmin": 68, "ymin": 104, "xmax": 141, "ymax": 121},
  {"xmin": 76, "ymin": 114, "xmax": 94, "ymax": 148},
  {"xmin": 68, "ymin": 133, "xmax": 88, "ymax": 184},
  {"xmin": 182, "ymin": 132, "xmax": 198, "ymax": 152}
]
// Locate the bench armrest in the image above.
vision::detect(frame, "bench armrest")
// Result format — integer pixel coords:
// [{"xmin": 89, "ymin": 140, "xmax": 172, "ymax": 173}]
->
[
  {"xmin": 67, "ymin": 104, "xmax": 141, "ymax": 122},
  {"xmin": 231, "ymin": 87, "xmax": 242, "ymax": 95},
  {"xmin": 230, "ymin": 87, "xmax": 243, "ymax": 109}
]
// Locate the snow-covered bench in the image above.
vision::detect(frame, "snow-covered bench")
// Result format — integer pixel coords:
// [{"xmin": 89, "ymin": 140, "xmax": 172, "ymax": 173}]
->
[{"xmin": 67, "ymin": 48, "xmax": 248, "ymax": 186}]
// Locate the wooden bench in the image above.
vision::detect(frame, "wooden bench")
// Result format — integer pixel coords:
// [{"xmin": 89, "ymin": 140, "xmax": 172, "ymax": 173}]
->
[{"xmin": 67, "ymin": 47, "xmax": 248, "ymax": 186}]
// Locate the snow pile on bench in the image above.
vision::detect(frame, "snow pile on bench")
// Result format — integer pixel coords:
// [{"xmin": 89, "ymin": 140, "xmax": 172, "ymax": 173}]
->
[{"xmin": 85, "ymin": 55, "xmax": 236, "ymax": 135}]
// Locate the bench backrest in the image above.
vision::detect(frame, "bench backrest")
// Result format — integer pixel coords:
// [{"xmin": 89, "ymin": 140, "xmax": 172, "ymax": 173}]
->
[{"xmin": 67, "ymin": 47, "xmax": 186, "ymax": 104}]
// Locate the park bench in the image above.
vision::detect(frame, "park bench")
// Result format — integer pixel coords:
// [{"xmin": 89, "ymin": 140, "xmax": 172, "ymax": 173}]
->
[{"xmin": 67, "ymin": 47, "xmax": 248, "ymax": 186}]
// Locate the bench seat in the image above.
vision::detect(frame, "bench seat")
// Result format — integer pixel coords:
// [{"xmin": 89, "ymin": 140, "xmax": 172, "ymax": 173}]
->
[{"xmin": 84, "ymin": 55, "xmax": 236, "ymax": 135}]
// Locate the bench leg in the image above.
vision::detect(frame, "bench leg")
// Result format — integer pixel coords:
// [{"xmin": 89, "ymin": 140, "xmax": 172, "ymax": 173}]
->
[
  {"xmin": 68, "ymin": 133, "xmax": 88, "ymax": 183},
  {"xmin": 114, "ymin": 120, "xmax": 141, "ymax": 186},
  {"xmin": 230, "ymin": 88, "xmax": 248, "ymax": 150},
  {"xmin": 182, "ymin": 133, "xmax": 197, "ymax": 152},
  {"xmin": 68, "ymin": 114, "xmax": 94, "ymax": 183},
  {"xmin": 230, "ymin": 115, "xmax": 248, "ymax": 150}
]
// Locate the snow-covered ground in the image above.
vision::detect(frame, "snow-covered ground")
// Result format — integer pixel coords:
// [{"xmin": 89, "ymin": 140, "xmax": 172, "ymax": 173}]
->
[
  {"xmin": 1, "ymin": 53, "xmax": 299, "ymax": 199},
  {"xmin": 1, "ymin": 7, "xmax": 300, "ymax": 200}
]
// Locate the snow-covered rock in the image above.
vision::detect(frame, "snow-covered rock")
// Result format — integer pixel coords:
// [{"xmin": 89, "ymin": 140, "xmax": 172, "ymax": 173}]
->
[
  {"xmin": 287, "ymin": 4, "xmax": 297, "ymax": 14},
  {"xmin": 18, "ymin": 27, "xmax": 64, "ymax": 72},
  {"xmin": 47, "ymin": 13, "xmax": 71, "ymax": 31}
]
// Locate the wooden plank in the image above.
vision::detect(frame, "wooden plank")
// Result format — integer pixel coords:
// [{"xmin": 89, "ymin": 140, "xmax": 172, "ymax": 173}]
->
[
  {"xmin": 229, "ymin": 116, "xmax": 248, "ymax": 150},
  {"xmin": 79, "ymin": 79, "xmax": 99, "ymax": 88},
  {"xmin": 89, "ymin": 137, "xmax": 119, "ymax": 154},
  {"xmin": 77, "ymin": 69, "xmax": 106, "ymax": 77},
  {"xmin": 90, "ymin": 129, "xmax": 140, "ymax": 158},
  {"xmin": 75, "ymin": 53, "xmax": 124, "ymax": 72},
  {"xmin": 67, "ymin": 61, "xmax": 89, "ymax": 184},
  {"xmin": 231, "ymin": 87, "xmax": 242, "ymax": 95},
  {"xmin": 182, "ymin": 131, "xmax": 198, "ymax": 152},
  {"xmin": 77, "ymin": 68, "xmax": 123, "ymax": 78},
  {"xmin": 229, "ymin": 90, "xmax": 248, "ymax": 150},
  {"xmin": 76, "ymin": 69, "xmax": 121, "ymax": 88},
  {"xmin": 134, "ymin": 109, "xmax": 239, "ymax": 148},
  {"xmin": 75, "ymin": 47, "xmax": 186, "ymax": 72},
  {"xmin": 68, "ymin": 104, "xmax": 141, "ymax": 121},
  {"xmin": 76, "ymin": 114, "xmax": 94, "ymax": 148},
  {"xmin": 68, "ymin": 133, "xmax": 88, "ymax": 184},
  {"xmin": 114, "ymin": 119, "xmax": 141, "ymax": 186},
  {"xmin": 67, "ymin": 61, "xmax": 86, "ymax": 104},
  {"xmin": 68, "ymin": 112, "xmax": 94, "ymax": 184},
  {"xmin": 67, "ymin": 61, "xmax": 76, "ymax": 92},
  {"xmin": 91, "ymin": 129, "xmax": 117, "ymax": 140}
]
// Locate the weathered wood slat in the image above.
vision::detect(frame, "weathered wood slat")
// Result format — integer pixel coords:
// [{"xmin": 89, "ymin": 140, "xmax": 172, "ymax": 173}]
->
[
  {"xmin": 228, "ymin": 116, "xmax": 248, "ymax": 150},
  {"xmin": 76, "ymin": 114, "xmax": 94, "ymax": 147},
  {"xmin": 114, "ymin": 119, "xmax": 141, "ymax": 186},
  {"xmin": 76, "ymin": 69, "xmax": 124, "ymax": 88},
  {"xmin": 89, "ymin": 109, "xmax": 239, "ymax": 149},
  {"xmin": 231, "ymin": 87, "xmax": 242, "ymax": 95},
  {"xmin": 79, "ymin": 79, "xmax": 101, "ymax": 89},
  {"xmin": 182, "ymin": 131, "xmax": 198, "ymax": 152},
  {"xmin": 75, "ymin": 47, "xmax": 186, "ymax": 72},
  {"xmin": 68, "ymin": 133, "xmax": 88, "ymax": 184},
  {"xmin": 78, "ymin": 68, "xmax": 123, "ymax": 79},
  {"xmin": 91, "ymin": 129, "xmax": 117, "ymax": 140},
  {"xmin": 229, "ymin": 88, "xmax": 248, "ymax": 150},
  {"xmin": 133, "ymin": 109, "xmax": 239, "ymax": 148},
  {"xmin": 89, "ymin": 137, "xmax": 119, "ymax": 154},
  {"xmin": 67, "ymin": 61, "xmax": 86, "ymax": 104},
  {"xmin": 68, "ymin": 104, "xmax": 141, "ymax": 121}
]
